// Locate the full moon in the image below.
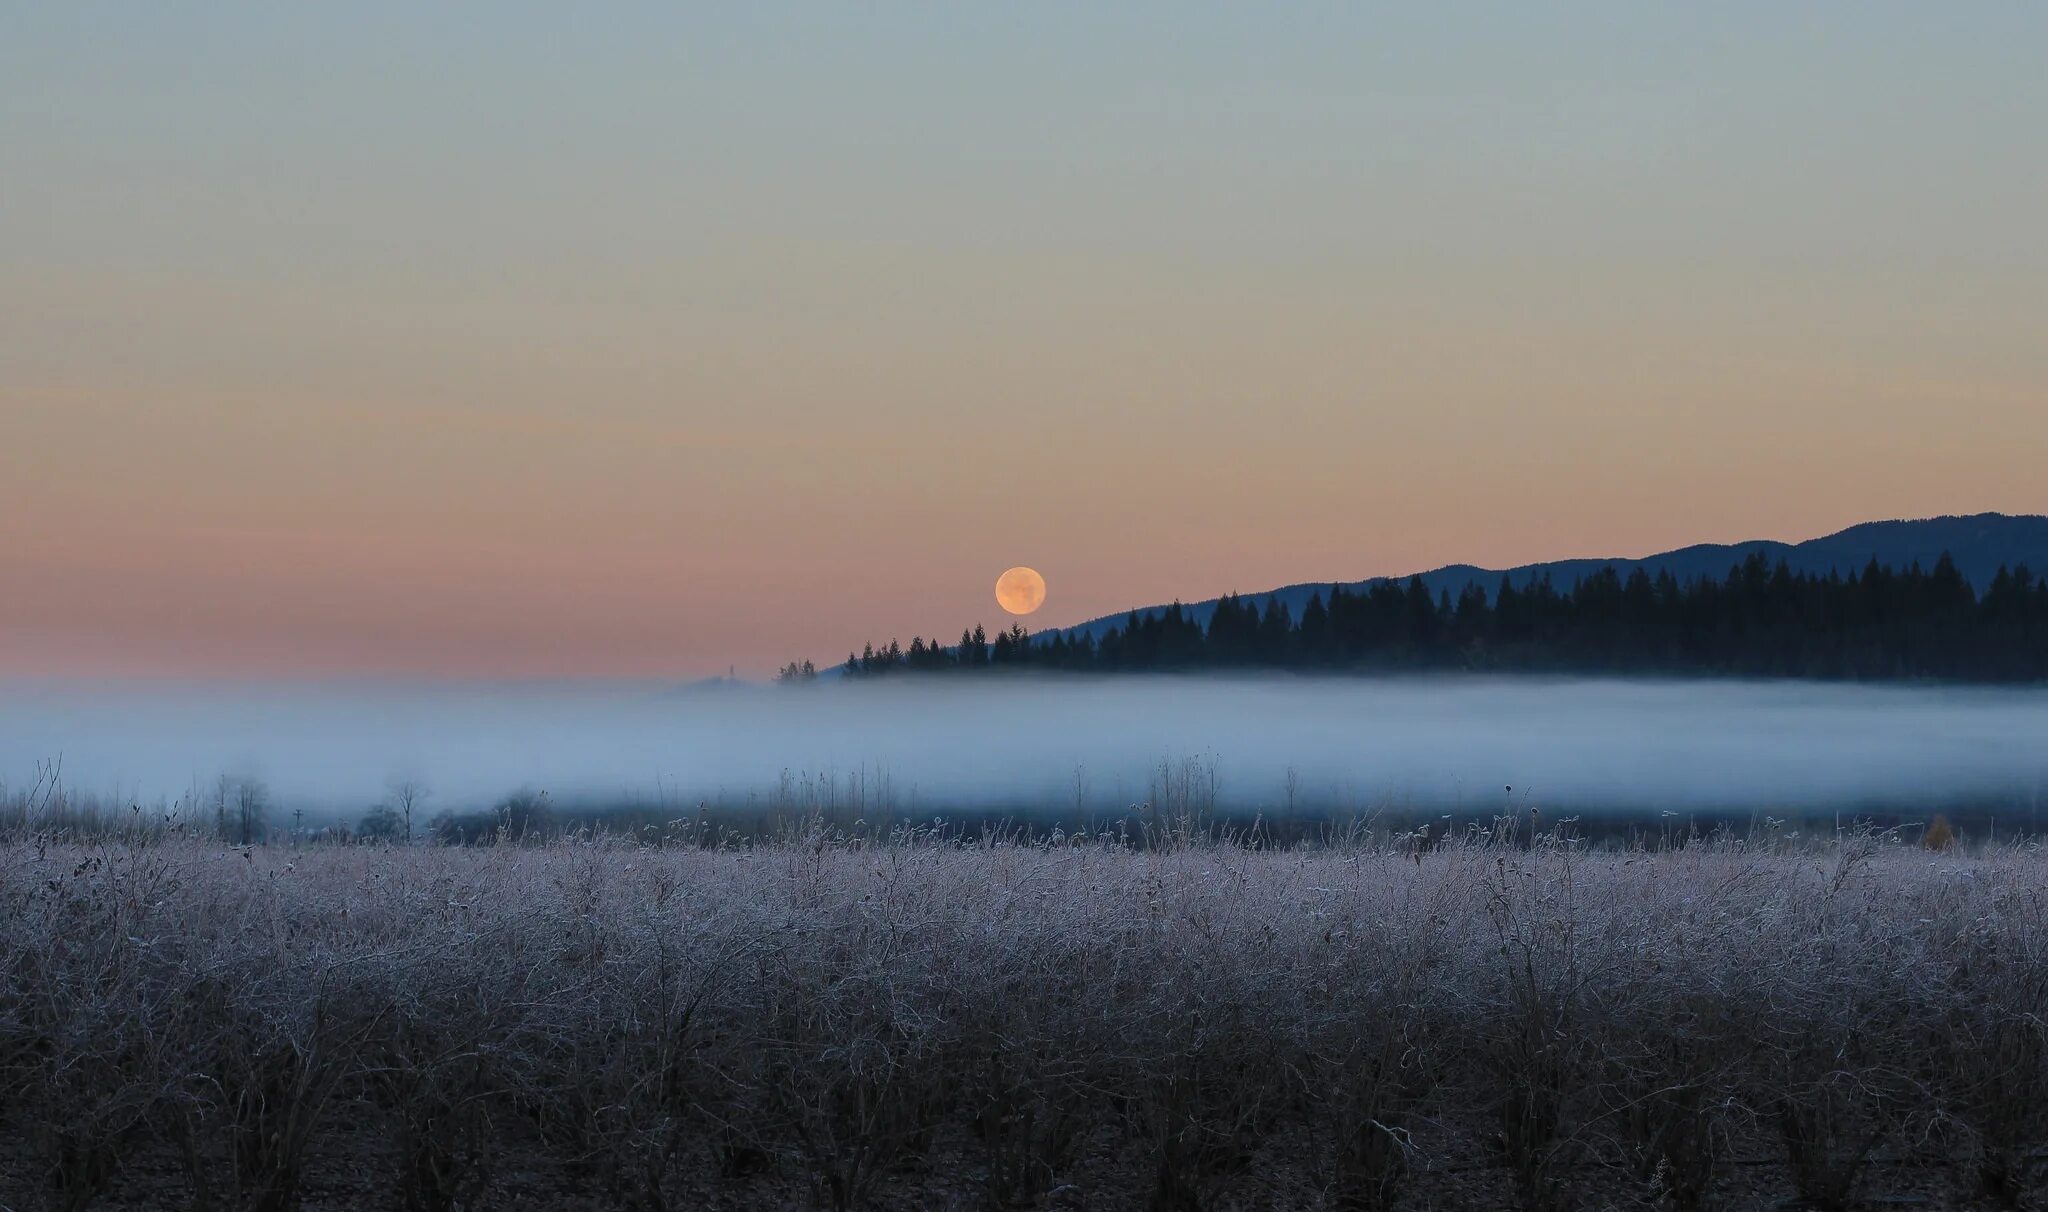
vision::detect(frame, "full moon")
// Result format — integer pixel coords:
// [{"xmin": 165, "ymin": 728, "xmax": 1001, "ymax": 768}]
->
[{"xmin": 995, "ymin": 566, "xmax": 1047, "ymax": 615}]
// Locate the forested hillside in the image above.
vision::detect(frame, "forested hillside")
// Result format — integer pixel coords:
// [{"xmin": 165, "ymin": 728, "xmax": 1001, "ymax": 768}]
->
[{"xmin": 822, "ymin": 552, "xmax": 2048, "ymax": 682}]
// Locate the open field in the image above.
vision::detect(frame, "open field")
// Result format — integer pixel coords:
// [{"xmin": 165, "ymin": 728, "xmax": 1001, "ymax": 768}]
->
[{"xmin": 3, "ymin": 824, "xmax": 2044, "ymax": 1211}]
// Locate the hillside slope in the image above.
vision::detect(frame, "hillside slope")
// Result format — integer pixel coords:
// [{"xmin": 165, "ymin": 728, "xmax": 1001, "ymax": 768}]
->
[{"xmin": 1053, "ymin": 513, "xmax": 2048, "ymax": 643}]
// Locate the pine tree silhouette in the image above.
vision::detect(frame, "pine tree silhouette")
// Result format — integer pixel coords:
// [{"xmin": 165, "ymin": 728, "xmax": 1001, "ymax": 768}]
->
[{"xmin": 824, "ymin": 552, "xmax": 2046, "ymax": 683}]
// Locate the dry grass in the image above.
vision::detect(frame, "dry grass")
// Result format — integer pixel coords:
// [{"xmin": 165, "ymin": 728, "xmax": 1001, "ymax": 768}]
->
[{"xmin": 1, "ymin": 825, "xmax": 2044, "ymax": 1210}]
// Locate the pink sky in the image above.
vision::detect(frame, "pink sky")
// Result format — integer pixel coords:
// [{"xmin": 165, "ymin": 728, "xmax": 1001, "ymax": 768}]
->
[{"xmin": 4, "ymin": 8, "xmax": 2043, "ymax": 677}]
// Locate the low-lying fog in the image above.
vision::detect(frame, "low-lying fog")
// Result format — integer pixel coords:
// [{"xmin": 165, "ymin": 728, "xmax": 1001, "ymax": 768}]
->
[{"xmin": 2, "ymin": 676, "xmax": 2044, "ymax": 819}]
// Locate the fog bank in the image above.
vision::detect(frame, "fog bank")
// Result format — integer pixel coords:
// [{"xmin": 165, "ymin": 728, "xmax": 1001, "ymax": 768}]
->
[{"xmin": 2, "ymin": 676, "xmax": 2044, "ymax": 818}]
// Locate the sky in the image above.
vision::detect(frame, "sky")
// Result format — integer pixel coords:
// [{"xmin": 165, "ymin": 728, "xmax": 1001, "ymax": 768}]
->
[{"xmin": 4, "ymin": 4, "xmax": 2044, "ymax": 679}]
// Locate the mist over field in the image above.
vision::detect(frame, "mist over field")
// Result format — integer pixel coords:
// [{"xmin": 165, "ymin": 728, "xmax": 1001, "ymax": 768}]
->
[{"xmin": 2, "ymin": 676, "xmax": 2044, "ymax": 818}]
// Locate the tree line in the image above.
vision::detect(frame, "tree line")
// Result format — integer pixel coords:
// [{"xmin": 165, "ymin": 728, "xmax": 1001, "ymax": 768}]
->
[{"xmin": 815, "ymin": 553, "xmax": 2048, "ymax": 682}]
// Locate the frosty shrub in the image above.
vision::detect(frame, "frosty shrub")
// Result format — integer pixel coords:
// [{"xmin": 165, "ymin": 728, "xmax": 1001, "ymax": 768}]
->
[{"xmin": 0, "ymin": 824, "xmax": 2042, "ymax": 1210}]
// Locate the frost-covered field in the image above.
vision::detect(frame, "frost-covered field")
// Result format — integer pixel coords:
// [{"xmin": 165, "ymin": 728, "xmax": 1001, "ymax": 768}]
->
[{"xmin": 2, "ymin": 830, "xmax": 2044, "ymax": 1211}]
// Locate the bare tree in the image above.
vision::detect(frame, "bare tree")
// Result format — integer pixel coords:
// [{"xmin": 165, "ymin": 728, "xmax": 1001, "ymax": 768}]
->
[
  {"xmin": 233, "ymin": 777, "xmax": 269, "ymax": 844},
  {"xmin": 389, "ymin": 778, "xmax": 426, "ymax": 846}
]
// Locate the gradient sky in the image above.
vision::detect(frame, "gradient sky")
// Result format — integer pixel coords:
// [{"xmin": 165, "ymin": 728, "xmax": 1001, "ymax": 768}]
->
[{"xmin": 4, "ymin": 4, "xmax": 2044, "ymax": 678}]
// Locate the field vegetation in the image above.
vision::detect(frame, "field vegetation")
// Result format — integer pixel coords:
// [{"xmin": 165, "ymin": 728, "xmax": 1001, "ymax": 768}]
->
[{"xmin": 1, "ymin": 776, "xmax": 2044, "ymax": 1210}]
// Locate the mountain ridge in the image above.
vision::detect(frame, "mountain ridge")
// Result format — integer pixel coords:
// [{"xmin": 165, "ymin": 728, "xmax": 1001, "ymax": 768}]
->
[{"xmin": 1048, "ymin": 512, "xmax": 2048, "ymax": 644}]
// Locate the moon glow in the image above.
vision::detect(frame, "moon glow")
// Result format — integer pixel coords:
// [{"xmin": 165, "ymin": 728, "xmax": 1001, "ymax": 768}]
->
[{"xmin": 995, "ymin": 566, "xmax": 1047, "ymax": 616}]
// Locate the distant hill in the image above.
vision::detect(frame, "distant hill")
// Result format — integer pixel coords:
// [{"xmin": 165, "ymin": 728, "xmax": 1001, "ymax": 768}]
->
[{"xmin": 1052, "ymin": 513, "xmax": 2048, "ymax": 644}]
